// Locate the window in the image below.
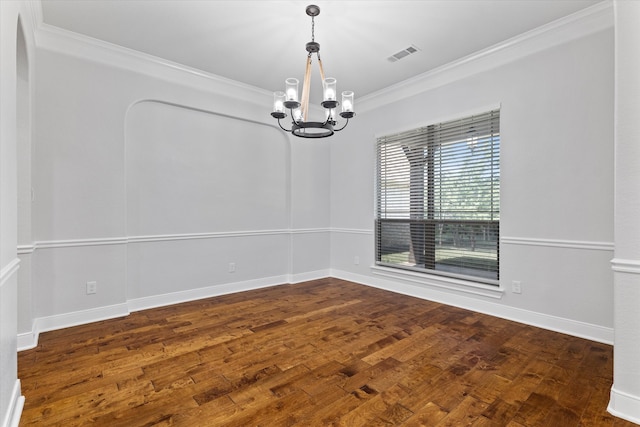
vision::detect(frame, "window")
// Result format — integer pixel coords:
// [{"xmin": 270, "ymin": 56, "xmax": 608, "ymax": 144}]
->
[{"xmin": 375, "ymin": 109, "xmax": 500, "ymax": 285}]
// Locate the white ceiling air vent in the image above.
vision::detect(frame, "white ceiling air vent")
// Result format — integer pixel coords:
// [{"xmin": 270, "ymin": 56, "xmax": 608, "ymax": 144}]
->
[{"xmin": 387, "ymin": 45, "xmax": 420, "ymax": 63}]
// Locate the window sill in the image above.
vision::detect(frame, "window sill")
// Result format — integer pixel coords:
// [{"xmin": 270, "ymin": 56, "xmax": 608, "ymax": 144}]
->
[{"xmin": 370, "ymin": 265, "xmax": 505, "ymax": 299}]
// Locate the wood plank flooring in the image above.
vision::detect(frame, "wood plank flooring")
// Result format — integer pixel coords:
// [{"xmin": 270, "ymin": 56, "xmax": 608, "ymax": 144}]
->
[{"xmin": 18, "ymin": 278, "xmax": 633, "ymax": 426}]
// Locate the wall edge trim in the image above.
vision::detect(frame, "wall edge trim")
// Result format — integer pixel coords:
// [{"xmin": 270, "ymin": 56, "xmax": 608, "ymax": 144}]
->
[
  {"xmin": 25, "ymin": 233, "xmax": 614, "ymax": 251},
  {"xmin": 502, "ymin": 236, "xmax": 615, "ymax": 251},
  {"xmin": 35, "ymin": 237, "xmax": 127, "ymax": 249},
  {"xmin": 19, "ymin": 228, "xmax": 336, "ymax": 251},
  {"xmin": 0, "ymin": 258, "xmax": 21, "ymax": 288},
  {"xmin": 127, "ymin": 230, "xmax": 293, "ymax": 244},
  {"xmin": 611, "ymin": 258, "xmax": 640, "ymax": 274},
  {"xmin": 16, "ymin": 245, "xmax": 34, "ymax": 255},
  {"xmin": 331, "ymin": 228, "xmax": 373, "ymax": 235}
]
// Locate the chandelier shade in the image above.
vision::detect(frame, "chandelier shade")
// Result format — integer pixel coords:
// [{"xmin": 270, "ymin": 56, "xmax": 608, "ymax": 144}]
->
[{"xmin": 271, "ymin": 4, "xmax": 355, "ymax": 138}]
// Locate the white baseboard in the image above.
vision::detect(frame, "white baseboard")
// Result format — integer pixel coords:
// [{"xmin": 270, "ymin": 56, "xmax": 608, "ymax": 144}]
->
[
  {"xmin": 2, "ymin": 380, "xmax": 24, "ymax": 427},
  {"xmin": 17, "ymin": 330, "xmax": 38, "ymax": 352},
  {"xmin": 288, "ymin": 269, "xmax": 331, "ymax": 284},
  {"xmin": 17, "ymin": 303, "xmax": 130, "ymax": 351},
  {"xmin": 18, "ymin": 273, "xmax": 333, "ymax": 350},
  {"xmin": 608, "ymin": 386, "xmax": 640, "ymax": 425},
  {"xmin": 15, "ymin": 270, "xmax": 629, "ymax": 421},
  {"xmin": 17, "ymin": 270, "xmax": 614, "ymax": 348},
  {"xmin": 331, "ymin": 269, "xmax": 614, "ymax": 344},
  {"xmin": 19, "ymin": 277, "xmax": 297, "ymax": 350},
  {"xmin": 127, "ymin": 275, "xmax": 290, "ymax": 313}
]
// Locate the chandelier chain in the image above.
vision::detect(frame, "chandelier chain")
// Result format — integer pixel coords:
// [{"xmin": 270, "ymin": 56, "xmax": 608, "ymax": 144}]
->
[{"xmin": 311, "ymin": 16, "xmax": 315, "ymax": 42}]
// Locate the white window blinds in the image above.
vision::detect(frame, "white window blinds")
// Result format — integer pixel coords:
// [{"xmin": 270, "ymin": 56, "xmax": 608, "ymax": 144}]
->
[{"xmin": 376, "ymin": 109, "xmax": 500, "ymax": 284}]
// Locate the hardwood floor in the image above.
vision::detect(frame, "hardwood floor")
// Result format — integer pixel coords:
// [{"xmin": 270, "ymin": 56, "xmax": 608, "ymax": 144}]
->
[{"xmin": 18, "ymin": 278, "xmax": 633, "ymax": 426}]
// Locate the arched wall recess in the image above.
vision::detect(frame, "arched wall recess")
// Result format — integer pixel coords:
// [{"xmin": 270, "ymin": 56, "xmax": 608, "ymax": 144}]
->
[{"xmin": 124, "ymin": 100, "xmax": 294, "ymax": 300}]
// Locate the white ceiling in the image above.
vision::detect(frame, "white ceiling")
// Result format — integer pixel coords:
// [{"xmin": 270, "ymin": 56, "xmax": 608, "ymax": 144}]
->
[{"xmin": 40, "ymin": 0, "xmax": 602, "ymax": 99}]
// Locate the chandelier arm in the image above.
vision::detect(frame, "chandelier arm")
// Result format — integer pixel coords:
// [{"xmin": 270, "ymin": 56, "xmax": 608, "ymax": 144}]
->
[
  {"xmin": 334, "ymin": 118, "xmax": 350, "ymax": 132},
  {"xmin": 301, "ymin": 55, "xmax": 312, "ymax": 122},
  {"xmin": 290, "ymin": 108, "xmax": 301, "ymax": 126},
  {"xmin": 317, "ymin": 56, "xmax": 326, "ymax": 83},
  {"xmin": 277, "ymin": 118, "xmax": 292, "ymax": 132}
]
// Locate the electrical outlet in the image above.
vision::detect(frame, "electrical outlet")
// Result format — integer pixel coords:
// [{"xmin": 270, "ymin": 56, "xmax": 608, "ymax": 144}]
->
[
  {"xmin": 354, "ymin": 256, "xmax": 360, "ymax": 265},
  {"xmin": 86, "ymin": 281, "xmax": 97, "ymax": 295},
  {"xmin": 511, "ymin": 280, "xmax": 522, "ymax": 294},
  {"xmin": 228, "ymin": 262, "xmax": 236, "ymax": 273}
]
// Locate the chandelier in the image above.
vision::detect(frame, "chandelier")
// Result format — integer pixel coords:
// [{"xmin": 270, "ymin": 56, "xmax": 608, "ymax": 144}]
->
[{"xmin": 271, "ymin": 4, "xmax": 355, "ymax": 138}]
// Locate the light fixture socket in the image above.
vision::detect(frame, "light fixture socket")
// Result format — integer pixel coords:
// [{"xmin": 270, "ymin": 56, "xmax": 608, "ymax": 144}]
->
[
  {"xmin": 273, "ymin": 91, "xmax": 286, "ymax": 113},
  {"xmin": 323, "ymin": 77, "xmax": 337, "ymax": 101},
  {"xmin": 284, "ymin": 100, "xmax": 301, "ymax": 110},
  {"xmin": 341, "ymin": 90, "xmax": 354, "ymax": 114},
  {"xmin": 322, "ymin": 100, "xmax": 338, "ymax": 109},
  {"xmin": 322, "ymin": 77, "xmax": 338, "ymax": 109},
  {"xmin": 285, "ymin": 78, "xmax": 299, "ymax": 102}
]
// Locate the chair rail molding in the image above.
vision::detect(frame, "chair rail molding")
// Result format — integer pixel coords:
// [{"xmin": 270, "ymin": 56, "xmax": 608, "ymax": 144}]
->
[{"xmin": 502, "ymin": 236, "xmax": 615, "ymax": 251}]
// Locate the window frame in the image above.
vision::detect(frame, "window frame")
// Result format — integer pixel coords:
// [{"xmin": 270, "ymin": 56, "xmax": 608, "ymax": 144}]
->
[{"xmin": 375, "ymin": 108, "xmax": 500, "ymax": 286}]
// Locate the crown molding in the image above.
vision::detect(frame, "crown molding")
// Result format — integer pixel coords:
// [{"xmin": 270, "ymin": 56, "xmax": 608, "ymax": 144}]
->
[
  {"xmin": 23, "ymin": 1, "xmax": 42, "ymax": 41},
  {"xmin": 29, "ymin": 1, "xmax": 612, "ymax": 113},
  {"xmin": 357, "ymin": 0, "xmax": 614, "ymax": 113},
  {"xmin": 32, "ymin": 20, "xmax": 272, "ymax": 107}
]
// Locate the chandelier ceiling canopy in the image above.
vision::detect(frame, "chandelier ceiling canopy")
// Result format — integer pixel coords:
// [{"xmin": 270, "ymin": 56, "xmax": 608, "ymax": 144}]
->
[{"xmin": 271, "ymin": 4, "xmax": 355, "ymax": 139}]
